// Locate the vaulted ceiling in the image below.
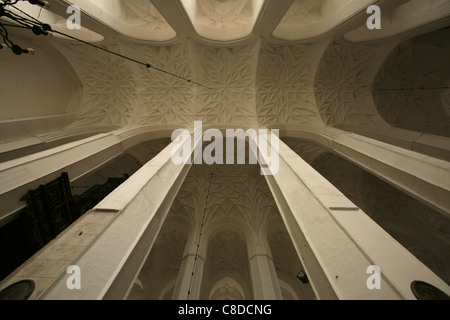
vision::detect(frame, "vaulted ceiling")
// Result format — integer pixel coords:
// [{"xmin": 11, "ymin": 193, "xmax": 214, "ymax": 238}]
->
[{"xmin": 1, "ymin": 0, "xmax": 449, "ymax": 142}]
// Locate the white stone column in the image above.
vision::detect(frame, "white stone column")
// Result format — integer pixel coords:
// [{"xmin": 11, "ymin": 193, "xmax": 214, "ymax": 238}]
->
[
  {"xmin": 280, "ymin": 125, "xmax": 450, "ymax": 217},
  {"xmin": 248, "ymin": 244, "xmax": 282, "ymax": 300},
  {"xmin": 172, "ymin": 252, "xmax": 205, "ymax": 300},
  {"xmin": 40, "ymin": 131, "xmax": 197, "ymax": 300},
  {"xmin": 335, "ymin": 123, "xmax": 450, "ymax": 161},
  {"xmin": 258, "ymin": 132, "xmax": 450, "ymax": 300},
  {"xmin": 0, "ymin": 126, "xmax": 175, "ymax": 227},
  {"xmin": 172, "ymin": 182, "xmax": 209, "ymax": 301}
]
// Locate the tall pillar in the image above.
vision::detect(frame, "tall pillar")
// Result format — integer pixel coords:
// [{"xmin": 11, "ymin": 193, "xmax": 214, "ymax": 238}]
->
[
  {"xmin": 0, "ymin": 126, "xmax": 175, "ymax": 228},
  {"xmin": 258, "ymin": 133, "xmax": 450, "ymax": 300},
  {"xmin": 280, "ymin": 125, "xmax": 450, "ymax": 216},
  {"xmin": 172, "ymin": 252, "xmax": 205, "ymax": 300},
  {"xmin": 172, "ymin": 174, "xmax": 209, "ymax": 300},
  {"xmin": 248, "ymin": 244, "xmax": 282, "ymax": 300},
  {"xmin": 40, "ymin": 131, "xmax": 197, "ymax": 300},
  {"xmin": 335, "ymin": 123, "xmax": 450, "ymax": 162}
]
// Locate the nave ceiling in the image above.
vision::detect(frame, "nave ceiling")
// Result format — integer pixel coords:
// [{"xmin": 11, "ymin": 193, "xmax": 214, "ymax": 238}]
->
[{"xmin": 1, "ymin": 0, "xmax": 449, "ymax": 141}]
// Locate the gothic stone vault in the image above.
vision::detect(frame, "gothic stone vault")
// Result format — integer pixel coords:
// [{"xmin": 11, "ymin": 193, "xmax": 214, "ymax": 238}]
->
[{"xmin": 0, "ymin": 0, "xmax": 450, "ymax": 300}]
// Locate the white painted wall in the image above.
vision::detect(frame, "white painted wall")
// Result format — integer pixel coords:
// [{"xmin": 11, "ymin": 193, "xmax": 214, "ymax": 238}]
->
[{"xmin": 0, "ymin": 36, "xmax": 82, "ymax": 142}]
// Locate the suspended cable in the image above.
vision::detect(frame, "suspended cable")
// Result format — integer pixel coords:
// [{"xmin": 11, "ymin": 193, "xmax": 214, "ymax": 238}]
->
[
  {"xmin": 187, "ymin": 173, "xmax": 214, "ymax": 300},
  {"xmin": 0, "ymin": 0, "xmax": 211, "ymax": 89},
  {"xmin": 11, "ymin": 4, "xmax": 43, "ymax": 25},
  {"xmin": 52, "ymin": 29, "xmax": 210, "ymax": 89}
]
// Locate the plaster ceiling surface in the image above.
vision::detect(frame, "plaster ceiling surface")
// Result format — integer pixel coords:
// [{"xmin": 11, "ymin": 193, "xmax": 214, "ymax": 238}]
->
[
  {"xmin": 11, "ymin": 1, "xmax": 104, "ymax": 42},
  {"xmin": 180, "ymin": 0, "xmax": 265, "ymax": 41},
  {"xmin": 344, "ymin": 0, "xmax": 450, "ymax": 42},
  {"xmin": 372, "ymin": 27, "xmax": 450, "ymax": 137},
  {"xmin": 274, "ymin": 0, "xmax": 325, "ymax": 27},
  {"xmin": 66, "ymin": 0, "xmax": 177, "ymax": 41},
  {"xmin": 121, "ymin": 0, "xmax": 176, "ymax": 34},
  {"xmin": 196, "ymin": 0, "xmax": 252, "ymax": 28},
  {"xmin": 11, "ymin": 0, "xmax": 449, "ymax": 132},
  {"xmin": 272, "ymin": 0, "xmax": 376, "ymax": 41}
]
